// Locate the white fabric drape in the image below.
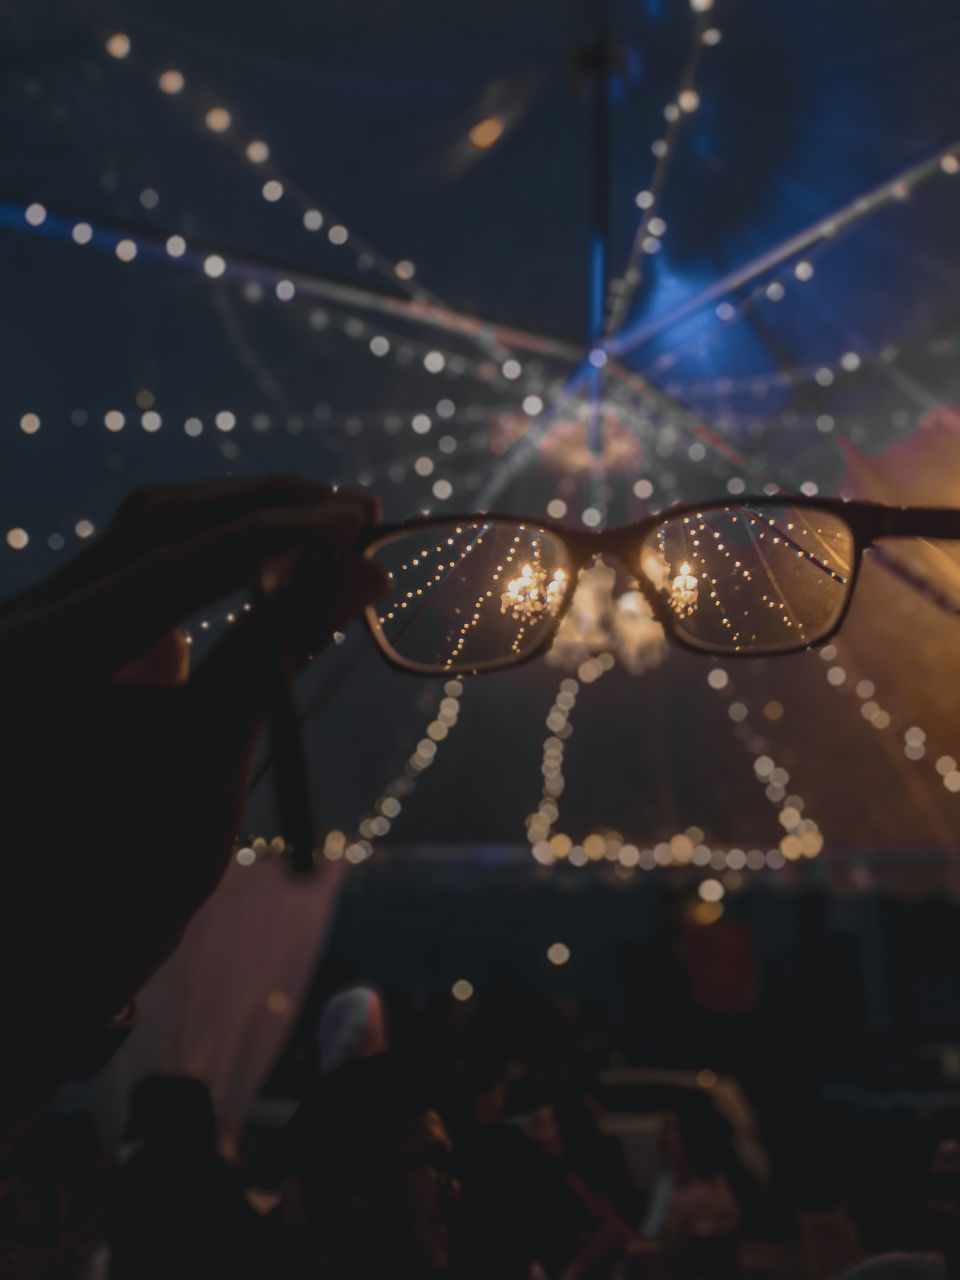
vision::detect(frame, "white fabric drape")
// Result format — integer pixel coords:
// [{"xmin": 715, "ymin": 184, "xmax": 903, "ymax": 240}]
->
[{"xmin": 81, "ymin": 856, "xmax": 345, "ymax": 1148}]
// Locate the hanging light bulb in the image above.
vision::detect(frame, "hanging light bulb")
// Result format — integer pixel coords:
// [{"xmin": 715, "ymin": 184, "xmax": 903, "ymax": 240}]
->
[{"xmin": 670, "ymin": 562, "xmax": 699, "ymax": 617}]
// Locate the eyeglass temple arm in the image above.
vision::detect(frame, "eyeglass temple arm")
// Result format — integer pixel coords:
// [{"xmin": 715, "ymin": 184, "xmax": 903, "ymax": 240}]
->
[
  {"xmin": 870, "ymin": 543, "xmax": 960, "ymax": 617},
  {"xmin": 865, "ymin": 506, "xmax": 960, "ymax": 541}
]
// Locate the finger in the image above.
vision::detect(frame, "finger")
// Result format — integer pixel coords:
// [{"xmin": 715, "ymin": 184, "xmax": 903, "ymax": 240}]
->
[
  {"xmin": 6, "ymin": 503, "xmax": 379, "ymax": 684},
  {"xmin": 109, "ymin": 476, "xmax": 380, "ymax": 540},
  {"xmin": 2, "ymin": 478, "xmax": 379, "ymax": 621}
]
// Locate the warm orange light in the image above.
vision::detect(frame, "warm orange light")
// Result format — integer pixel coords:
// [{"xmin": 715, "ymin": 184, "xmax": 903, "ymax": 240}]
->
[
  {"xmin": 690, "ymin": 900, "xmax": 724, "ymax": 926},
  {"xmin": 205, "ymin": 106, "xmax": 232, "ymax": 133},
  {"xmin": 469, "ymin": 114, "xmax": 505, "ymax": 150}
]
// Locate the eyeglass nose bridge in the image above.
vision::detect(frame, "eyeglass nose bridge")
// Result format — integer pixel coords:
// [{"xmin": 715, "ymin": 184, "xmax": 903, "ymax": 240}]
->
[{"xmin": 555, "ymin": 527, "xmax": 685, "ymax": 642}]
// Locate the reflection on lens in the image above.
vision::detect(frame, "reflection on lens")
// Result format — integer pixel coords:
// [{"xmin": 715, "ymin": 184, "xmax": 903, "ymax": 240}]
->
[
  {"xmin": 366, "ymin": 520, "xmax": 572, "ymax": 673},
  {"xmin": 640, "ymin": 504, "xmax": 854, "ymax": 654}
]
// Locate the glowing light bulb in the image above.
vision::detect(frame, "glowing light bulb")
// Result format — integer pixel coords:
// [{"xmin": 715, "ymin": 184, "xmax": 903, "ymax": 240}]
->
[
  {"xmin": 205, "ymin": 106, "xmax": 231, "ymax": 133},
  {"xmin": 468, "ymin": 115, "xmax": 504, "ymax": 150},
  {"xmin": 670, "ymin": 562, "xmax": 699, "ymax": 616},
  {"xmin": 106, "ymin": 32, "xmax": 130, "ymax": 58},
  {"xmin": 158, "ymin": 69, "xmax": 184, "ymax": 94}
]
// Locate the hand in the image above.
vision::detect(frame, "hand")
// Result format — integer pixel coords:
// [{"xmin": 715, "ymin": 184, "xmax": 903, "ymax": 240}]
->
[{"xmin": 0, "ymin": 477, "xmax": 388, "ymax": 1127}]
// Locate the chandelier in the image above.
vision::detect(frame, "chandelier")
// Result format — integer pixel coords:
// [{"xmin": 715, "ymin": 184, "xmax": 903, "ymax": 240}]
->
[{"xmin": 545, "ymin": 557, "xmax": 669, "ymax": 675}]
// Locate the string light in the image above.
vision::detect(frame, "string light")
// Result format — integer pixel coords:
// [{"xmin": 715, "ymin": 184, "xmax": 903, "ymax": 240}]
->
[
  {"xmin": 309, "ymin": 679, "xmax": 466, "ymax": 864},
  {"xmin": 665, "ymin": 336, "xmax": 878, "ymax": 401},
  {"xmin": 527, "ymin": 645, "xmax": 813, "ymax": 876},
  {"xmin": 607, "ymin": 8, "xmax": 716, "ymax": 331},
  {"xmin": 106, "ymin": 32, "xmax": 130, "ymax": 58},
  {"xmin": 468, "ymin": 115, "xmax": 505, "ymax": 150},
  {"xmin": 158, "ymin": 69, "xmax": 185, "ymax": 94},
  {"xmin": 205, "ymin": 106, "xmax": 231, "ymax": 132},
  {"xmin": 820, "ymin": 643, "xmax": 960, "ymax": 798}
]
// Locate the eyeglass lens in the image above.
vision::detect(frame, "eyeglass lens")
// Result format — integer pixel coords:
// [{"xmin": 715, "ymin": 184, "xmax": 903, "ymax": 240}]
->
[
  {"xmin": 367, "ymin": 504, "xmax": 856, "ymax": 670},
  {"xmin": 638, "ymin": 504, "xmax": 855, "ymax": 654},
  {"xmin": 368, "ymin": 520, "xmax": 572, "ymax": 673}
]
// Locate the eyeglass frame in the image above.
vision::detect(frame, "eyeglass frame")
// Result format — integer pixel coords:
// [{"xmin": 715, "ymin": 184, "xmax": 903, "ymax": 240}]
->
[{"xmin": 359, "ymin": 495, "xmax": 960, "ymax": 676}]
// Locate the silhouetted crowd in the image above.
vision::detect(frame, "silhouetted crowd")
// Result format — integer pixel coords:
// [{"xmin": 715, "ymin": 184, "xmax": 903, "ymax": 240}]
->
[{"xmin": 5, "ymin": 1009, "xmax": 960, "ymax": 1280}]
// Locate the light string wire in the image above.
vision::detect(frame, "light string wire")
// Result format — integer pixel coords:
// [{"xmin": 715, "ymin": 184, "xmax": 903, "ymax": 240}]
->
[
  {"xmin": 609, "ymin": 139, "xmax": 960, "ymax": 361},
  {"xmin": 524, "ymin": 655, "xmax": 822, "ymax": 887},
  {"xmin": 605, "ymin": 6, "xmax": 714, "ymax": 333}
]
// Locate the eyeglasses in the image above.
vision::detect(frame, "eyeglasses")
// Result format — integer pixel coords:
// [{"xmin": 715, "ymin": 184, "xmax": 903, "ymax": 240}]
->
[{"xmin": 360, "ymin": 497, "xmax": 960, "ymax": 676}]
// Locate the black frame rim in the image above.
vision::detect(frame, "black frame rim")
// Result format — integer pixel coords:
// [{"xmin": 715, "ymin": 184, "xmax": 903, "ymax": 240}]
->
[{"xmin": 360, "ymin": 495, "xmax": 960, "ymax": 675}]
